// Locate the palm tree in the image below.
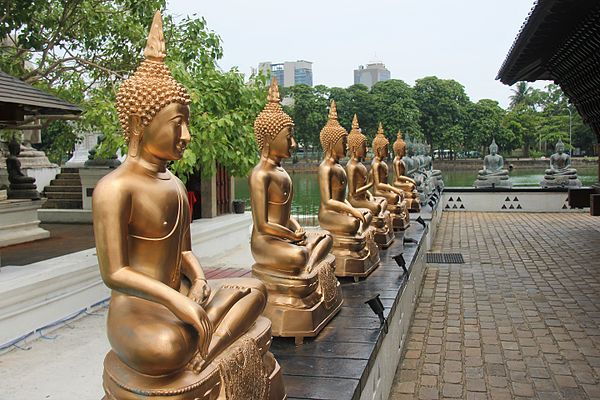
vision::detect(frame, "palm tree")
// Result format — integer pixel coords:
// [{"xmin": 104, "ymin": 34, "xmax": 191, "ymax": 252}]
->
[{"xmin": 509, "ymin": 81, "xmax": 533, "ymax": 109}]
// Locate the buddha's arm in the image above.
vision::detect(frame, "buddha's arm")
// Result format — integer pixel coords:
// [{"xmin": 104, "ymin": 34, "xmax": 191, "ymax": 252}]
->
[
  {"xmin": 348, "ymin": 164, "xmax": 372, "ymax": 195},
  {"xmin": 498, "ymin": 157, "xmax": 504, "ymax": 169},
  {"xmin": 249, "ymin": 171, "xmax": 297, "ymax": 241},
  {"xmin": 319, "ymin": 165, "xmax": 363, "ymax": 220},
  {"xmin": 181, "ymin": 229, "xmax": 211, "ymax": 306},
  {"xmin": 93, "ymin": 182, "xmax": 212, "ymax": 357},
  {"xmin": 374, "ymin": 163, "xmax": 403, "ymax": 195},
  {"xmin": 287, "ymin": 217, "xmax": 302, "ymax": 232}
]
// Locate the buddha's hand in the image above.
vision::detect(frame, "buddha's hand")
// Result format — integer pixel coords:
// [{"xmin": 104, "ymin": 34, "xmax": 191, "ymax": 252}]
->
[
  {"xmin": 189, "ymin": 278, "xmax": 211, "ymax": 306},
  {"xmin": 175, "ymin": 299, "xmax": 213, "ymax": 359},
  {"xmin": 292, "ymin": 228, "xmax": 307, "ymax": 243},
  {"xmin": 353, "ymin": 209, "xmax": 367, "ymax": 225}
]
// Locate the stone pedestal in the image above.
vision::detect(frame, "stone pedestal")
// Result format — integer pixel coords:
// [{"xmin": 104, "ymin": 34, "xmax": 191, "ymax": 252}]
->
[
  {"xmin": 0, "ymin": 199, "xmax": 49, "ymax": 247},
  {"xmin": 80, "ymin": 167, "xmax": 115, "ymax": 210},
  {"xmin": 473, "ymin": 176, "xmax": 513, "ymax": 189},
  {"xmin": 0, "ymin": 144, "xmax": 59, "ymax": 192},
  {"xmin": 541, "ymin": 175, "xmax": 582, "ymax": 188}
]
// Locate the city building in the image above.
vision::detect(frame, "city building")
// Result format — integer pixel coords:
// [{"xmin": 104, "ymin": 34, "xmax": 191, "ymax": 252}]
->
[
  {"xmin": 353, "ymin": 62, "xmax": 391, "ymax": 89},
  {"xmin": 258, "ymin": 60, "xmax": 313, "ymax": 87}
]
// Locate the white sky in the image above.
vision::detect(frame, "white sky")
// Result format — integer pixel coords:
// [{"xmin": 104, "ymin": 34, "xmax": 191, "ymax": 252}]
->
[{"xmin": 167, "ymin": 0, "xmax": 550, "ymax": 108}]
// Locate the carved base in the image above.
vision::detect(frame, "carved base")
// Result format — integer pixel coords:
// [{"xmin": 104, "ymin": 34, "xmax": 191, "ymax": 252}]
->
[
  {"xmin": 253, "ymin": 254, "xmax": 343, "ymax": 341},
  {"xmin": 102, "ymin": 316, "xmax": 286, "ymax": 400},
  {"xmin": 330, "ymin": 227, "xmax": 380, "ymax": 279},
  {"xmin": 7, "ymin": 188, "xmax": 39, "ymax": 199},
  {"xmin": 372, "ymin": 212, "xmax": 394, "ymax": 249},
  {"xmin": 406, "ymin": 197, "xmax": 421, "ymax": 213},
  {"xmin": 541, "ymin": 175, "xmax": 582, "ymax": 188},
  {"xmin": 474, "ymin": 176, "xmax": 513, "ymax": 189}
]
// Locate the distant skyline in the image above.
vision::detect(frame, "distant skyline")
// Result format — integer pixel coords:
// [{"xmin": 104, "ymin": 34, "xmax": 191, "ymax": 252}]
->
[{"xmin": 167, "ymin": 0, "xmax": 549, "ymax": 108}]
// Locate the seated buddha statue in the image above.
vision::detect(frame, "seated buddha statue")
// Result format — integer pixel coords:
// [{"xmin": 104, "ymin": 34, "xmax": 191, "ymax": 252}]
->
[
  {"xmin": 474, "ymin": 139, "xmax": 512, "ymax": 189},
  {"xmin": 318, "ymin": 101, "xmax": 380, "ymax": 280},
  {"xmin": 370, "ymin": 123, "xmax": 410, "ymax": 230},
  {"xmin": 392, "ymin": 131, "xmax": 420, "ymax": 212},
  {"xmin": 541, "ymin": 139, "xmax": 581, "ymax": 188},
  {"xmin": 6, "ymin": 138, "xmax": 39, "ymax": 199},
  {"xmin": 92, "ymin": 12, "xmax": 285, "ymax": 400},
  {"xmin": 346, "ymin": 114, "xmax": 394, "ymax": 248},
  {"xmin": 249, "ymin": 78, "xmax": 342, "ymax": 344}
]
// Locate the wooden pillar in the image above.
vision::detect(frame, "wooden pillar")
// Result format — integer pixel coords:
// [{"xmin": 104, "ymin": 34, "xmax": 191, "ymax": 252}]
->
[{"xmin": 200, "ymin": 169, "xmax": 217, "ymax": 218}]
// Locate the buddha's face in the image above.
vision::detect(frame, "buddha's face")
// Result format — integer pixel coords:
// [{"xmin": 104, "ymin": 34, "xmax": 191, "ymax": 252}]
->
[
  {"xmin": 378, "ymin": 144, "xmax": 389, "ymax": 159},
  {"xmin": 141, "ymin": 102, "xmax": 191, "ymax": 161},
  {"xmin": 333, "ymin": 135, "xmax": 347, "ymax": 159},
  {"xmin": 269, "ymin": 125, "xmax": 296, "ymax": 159},
  {"xmin": 556, "ymin": 144, "xmax": 565, "ymax": 154},
  {"xmin": 490, "ymin": 146, "xmax": 497, "ymax": 156}
]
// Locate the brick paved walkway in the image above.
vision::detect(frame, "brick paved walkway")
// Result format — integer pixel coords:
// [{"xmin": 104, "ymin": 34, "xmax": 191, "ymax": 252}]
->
[{"xmin": 389, "ymin": 212, "xmax": 600, "ymax": 400}]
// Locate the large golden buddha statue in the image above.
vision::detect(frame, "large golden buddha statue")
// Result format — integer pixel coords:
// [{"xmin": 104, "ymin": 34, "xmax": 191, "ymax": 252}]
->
[
  {"xmin": 318, "ymin": 101, "xmax": 380, "ymax": 280},
  {"xmin": 392, "ymin": 131, "xmax": 420, "ymax": 212},
  {"xmin": 93, "ymin": 12, "xmax": 284, "ymax": 400},
  {"xmin": 371, "ymin": 124, "xmax": 410, "ymax": 230},
  {"xmin": 249, "ymin": 78, "xmax": 342, "ymax": 344},
  {"xmin": 346, "ymin": 114, "xmax": 394, "ymax": 248}
]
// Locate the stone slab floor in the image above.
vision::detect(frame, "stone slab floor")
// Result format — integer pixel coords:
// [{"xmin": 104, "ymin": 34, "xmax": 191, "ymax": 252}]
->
[{"xmin": 390, "ymin": 212, "xmax": 600, "ymax": 400}]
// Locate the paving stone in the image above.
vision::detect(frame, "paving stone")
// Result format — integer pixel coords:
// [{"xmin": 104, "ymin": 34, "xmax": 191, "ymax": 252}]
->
[{"xmin": 390, "ymin": 213, "xmax": 600, "ymax": 400}]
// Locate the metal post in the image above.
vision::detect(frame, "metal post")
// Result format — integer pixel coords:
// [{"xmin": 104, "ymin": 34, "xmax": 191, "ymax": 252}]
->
[{"xmin": 568, "ymin": 106, "xmax": 573, "ymax": 156}]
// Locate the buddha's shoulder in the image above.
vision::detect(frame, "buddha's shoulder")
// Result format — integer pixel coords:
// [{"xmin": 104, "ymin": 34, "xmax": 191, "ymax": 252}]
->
[{"xmin": 93, "ymin": 166, "xmax": 138, "ymax": 200}]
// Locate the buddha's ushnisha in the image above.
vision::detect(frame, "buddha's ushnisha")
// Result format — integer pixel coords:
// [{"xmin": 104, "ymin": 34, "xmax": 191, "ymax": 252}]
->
[
  {"xmin": 348, "ymin": 114, "xmax": 367, "ymax": 154},
  {"xmin": 320, "ymin": 100, "xmax": 348, "ymax": 152}
]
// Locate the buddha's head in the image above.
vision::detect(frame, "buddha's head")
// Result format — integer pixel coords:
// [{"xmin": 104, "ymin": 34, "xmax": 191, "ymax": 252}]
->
[
  {"xmin": 320, "ymin": 100, "xmax": 348, "ymax": 160},
  {"xmin": 348, "ymin": 114, "xmax": 367, "ymax": 160},
  {"xmin": 8, "ymin": 138, "xmax": 20, "ymax": 156},
  {"xmin": 116, "ymin": 11, "xmax": 191, "ymax": 160},
  {"xmin": 555, "ymin": 139, "xmax": 565, "ymax": 154},
  {"xmin": 489, "ymin": 139, "xmax": 498, "ymax": 155},
  {"xmin": 372, "ymin": 123, "xmax": 389, "ymax": 159},
  {"xmin": 392, "ymin": 131, "xmax": 406, "ymax": 159},
  {"xmin": 254, "ymin": 78, "xmax": 296, "ymax": 159},
  {"xmin": 406, "ymin": 138, "xmax": 415, "ymax": 157}
]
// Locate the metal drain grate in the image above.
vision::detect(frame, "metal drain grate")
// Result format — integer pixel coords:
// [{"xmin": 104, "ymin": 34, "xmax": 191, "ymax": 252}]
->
[{"xmin": 426, "ymin": 253, "xmax": 465, "ymax": 264}]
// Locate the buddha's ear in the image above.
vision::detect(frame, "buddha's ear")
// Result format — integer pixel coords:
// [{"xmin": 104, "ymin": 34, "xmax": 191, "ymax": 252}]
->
[{"xmin": 128, "ymin": 114, "xmax": 143, "ymax": 157}]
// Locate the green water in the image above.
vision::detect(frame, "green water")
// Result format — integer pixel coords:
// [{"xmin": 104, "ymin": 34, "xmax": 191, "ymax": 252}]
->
[{"xmin": 235, "ymin": 167, "xmax": 598, "ymax": 212}]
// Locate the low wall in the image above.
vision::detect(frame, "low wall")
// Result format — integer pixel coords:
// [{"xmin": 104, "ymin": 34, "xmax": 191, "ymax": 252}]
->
[
  {"xmin": 0, "ymin": 213, "xmax": 253, "ymax": 350},
  {"xmin": 442, "ymin": 187, "xmax": 590, "ymax": 212}
]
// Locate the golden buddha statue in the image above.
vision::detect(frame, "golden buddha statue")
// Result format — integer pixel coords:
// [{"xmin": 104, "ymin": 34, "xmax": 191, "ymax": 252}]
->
[
  {"xmin": 249, "ymin": 78, "xmax": 342, "ymax": 344},
  {"xmin": 371, "ymin": 123, "xmax": 410, "ymax": 230},
  {"xmin": 346, "ymin": 114, "xmax": 394, "ymax": 248},
  {"xmin": 392, "ymin": 131, "xmax": 420, "ymax": 212},
  {"xmin": 92, "ymin": 12, "xmax": 285, "ymax": 400},
  {"xmin": 317, "ymin": 101, "xmax": 380, "ymax": 281}
]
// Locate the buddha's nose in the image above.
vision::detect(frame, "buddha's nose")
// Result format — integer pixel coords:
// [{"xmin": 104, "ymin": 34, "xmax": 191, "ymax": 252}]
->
[
  {"xmin": 181, "ymin": 123, "xmax": 191, "ymax": 144},
  {"xmin": 290, "ymin": 136, "xmax": 298, "ymax": 151}
]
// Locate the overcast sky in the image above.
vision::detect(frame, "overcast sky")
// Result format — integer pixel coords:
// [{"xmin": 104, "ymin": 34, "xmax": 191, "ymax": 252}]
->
[{"xmin": 167, "ymin": 0, "xmax": 549, "ymax": 108}]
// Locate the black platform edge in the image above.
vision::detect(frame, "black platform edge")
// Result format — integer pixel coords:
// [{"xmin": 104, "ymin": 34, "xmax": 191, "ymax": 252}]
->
[{"xmin": 271, "ymin": 221, "xmax": 430, "ymax": 400}]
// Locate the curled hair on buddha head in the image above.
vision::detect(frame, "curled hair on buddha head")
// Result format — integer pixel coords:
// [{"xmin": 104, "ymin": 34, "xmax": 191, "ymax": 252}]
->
[
  {"xmin": 392, "ymin": 130, "xmax": 406, "ymax": 157},
  {"xmin": 116, "ymin": 11, "xmax": 191, "ymax": 144},
  {"xmin": 253, "ymin": 77, "xmax": 294, "ymax": 151},
  {"xmin": 372, "ymin": 123, "xmax": 389, "ymax": 157},
  {"xmin": 347, "ymin": 114, "xmax": 367, "ymax": 155},
  {"xmin": 319, "ymin": 100, "xmax": 348, "ymax": 153}
]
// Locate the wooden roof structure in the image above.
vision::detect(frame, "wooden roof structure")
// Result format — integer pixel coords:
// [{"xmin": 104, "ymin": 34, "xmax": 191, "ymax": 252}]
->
[
  {"xmin": 497, "ymin": 0, "xmax": 600, "ymax": 136},
  {"xmin": 0, "ymin": 70, "xmax": 82, "ymax": 128}
]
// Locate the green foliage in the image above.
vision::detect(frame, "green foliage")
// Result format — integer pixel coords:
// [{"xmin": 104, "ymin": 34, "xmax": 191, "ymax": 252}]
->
[
  {"xmin": 36, "ymin": 121, "xmax": 81, "ymax": 164},
  {"xmin": 284, "ymin": 84, "xmax": 328, "ymax": 154},
  {"xmin": 371, "ymin": 79, "xmax": 421, "ymax": 142}
]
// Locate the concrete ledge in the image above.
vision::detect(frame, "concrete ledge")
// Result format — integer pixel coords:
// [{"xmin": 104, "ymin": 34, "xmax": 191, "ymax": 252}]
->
[
  {"xmin": 0, "ymin": 199, "xmax": 49, "ymax": 247},
  {"xmin": 38, "ymin": 209, "xmax": 93, "ymax": 224},
  {"xmin": 0, "ymin": 248, "xmax": 109, "ymax": 349},
  {"xmin": 0, "ymin": 213, "xmax": 252, "ymax": 349}
]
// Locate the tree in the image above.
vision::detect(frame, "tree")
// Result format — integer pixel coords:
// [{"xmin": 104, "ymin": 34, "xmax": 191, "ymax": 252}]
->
[
  {"xmin": 414, "ymin": 76, "xmax": 469, "ymax": 158},
  {"xmin": 509, "ymin": 81, "xmax": 534, "ymax": 109},
  {"xmin": 371, "ymin": 79, "xmax": 421, "ymax": 142},
  {"xmin": 463, "ymin": 99, "xmax": 518, "ymax": 154},
  {"xmin": 1, "ymin": 2, "xmax": 268, "ymax": 179},
  {"xmin": 284, "ymin": 84, "xmax": 328, "ymax": 156}
]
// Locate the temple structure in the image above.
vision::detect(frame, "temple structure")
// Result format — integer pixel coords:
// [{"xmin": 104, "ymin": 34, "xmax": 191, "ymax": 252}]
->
[
  {"xmin": 497, "ymin": 0, "xmax": 600, "ymax": 213},
  {"xmin": 249, "ymin": 78, "xmax": 342, "ymax": 344},
  {"xmin": 92, "ymin": 12, "xmax": 285, "ymax": 399}
]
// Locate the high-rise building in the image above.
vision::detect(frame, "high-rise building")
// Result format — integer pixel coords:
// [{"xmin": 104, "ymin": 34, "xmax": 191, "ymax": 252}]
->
[
  {"xmin": 258, "ymin": 60, "xmax": 313, "ymax": 87},
  {"xmin": 353, "ymin": 62, "xmax": 391, "ymax": 89}
]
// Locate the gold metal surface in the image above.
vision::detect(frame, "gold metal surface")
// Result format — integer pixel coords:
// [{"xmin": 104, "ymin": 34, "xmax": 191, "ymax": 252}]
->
[
  {"xmin": 249, "ymin": 78, "xmax": 342, "ymax": 343},
  {"xmin": 346, "ymin": 115, "xmax": 394, "ymax": 248},
  {"xmin": 93, "ymin": 11, "xmax": 285, "ymax": 399},
  {"xmin": 392, "ymin": 131, "xmax": 420, "ymax": 212},
  {"xmin": 371, "ymin": 123, "xmax": 410, "ymax": 230},
  {"xmin": 317, "ymin": 102, "xmax": 380, "ymax": 280}
]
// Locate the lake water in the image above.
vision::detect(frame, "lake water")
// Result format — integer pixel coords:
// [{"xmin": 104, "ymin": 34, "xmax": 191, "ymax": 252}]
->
[{"xmin": 235, "ymin": 166, "xmax": 598, "ymax": 215}]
